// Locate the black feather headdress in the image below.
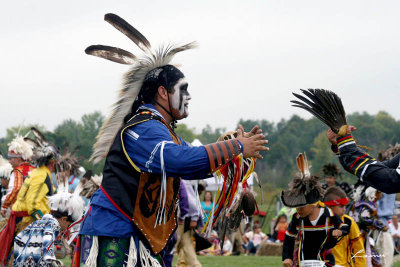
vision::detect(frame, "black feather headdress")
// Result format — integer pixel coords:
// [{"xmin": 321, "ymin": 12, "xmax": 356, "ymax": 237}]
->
[
  {"xmin": 378, "ymin": 143, "xmax": 400, "ymax": 161},
  {"xmin": 322, "ymin": 163, "xmax": 340, "ymax": 177},
  {"xmin": 87, "ymin": 13, "xmax": 197, "ymax": 163},
  {"xmin": 291, "ymin": 89, "xmax": 348, "ymax": 136},
  {"xmin": 281, "ymin": 153, "xmax": 324, "ymax": 207},
  {"xmin": 24, "ymin": 127, "xmax": 59, "ymax": 167}
]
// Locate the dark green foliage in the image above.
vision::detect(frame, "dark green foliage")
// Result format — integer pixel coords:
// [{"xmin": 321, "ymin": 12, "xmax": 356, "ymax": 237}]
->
[{"xmin": 1, "ymin": 110, "xmax": 399, "ymax": 186}]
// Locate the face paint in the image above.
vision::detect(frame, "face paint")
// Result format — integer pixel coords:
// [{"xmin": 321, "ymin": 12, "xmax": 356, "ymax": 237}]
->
[{"xmin": 170, "ymin": 77, "xmax": 190, "ymax": 119}]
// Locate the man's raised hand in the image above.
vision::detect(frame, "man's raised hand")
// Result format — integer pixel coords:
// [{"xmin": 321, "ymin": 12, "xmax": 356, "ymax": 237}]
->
[{"xmin": 236, "ymin": 125, "xmax": 269, "ymax": 159}]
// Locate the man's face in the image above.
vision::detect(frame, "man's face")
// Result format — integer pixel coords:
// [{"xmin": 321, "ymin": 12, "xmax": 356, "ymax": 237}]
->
[
  {"xmin": 330, "ymin": 204, "xmax": 346, "ymax": 218},
  {"xmin": 9, "ymin": 157, "xmax": 22, "ymax": 168},
  {"xmin": 325, "ymin": 176, "xmax": 336, "ymax": 186},
  {"xmin": 296, "ymin": 204, "xmax": 314, "ymax": 218},
  {"xmin": 58, "ymin": 216, "xmax": 72, "ymax": 231},
  {"xmin": 169, "ymin": 77, "xmax": 191, "ymax": 120},
  {"xmin": 393, "ymin": 215, "xmax": 399, "ymax": 224}
]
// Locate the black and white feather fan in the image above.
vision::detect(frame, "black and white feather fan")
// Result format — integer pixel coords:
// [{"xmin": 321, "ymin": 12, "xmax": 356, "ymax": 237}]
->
[{"xmin": 291, "ymin": 89, "xmax": 348, "ymax": 135}]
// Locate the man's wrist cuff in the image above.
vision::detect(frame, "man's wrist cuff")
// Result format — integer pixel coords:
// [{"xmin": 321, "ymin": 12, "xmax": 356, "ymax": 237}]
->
[
  {"xmin": 204, "ymin": 139, "xmax": 241, "ymax": 172},
  {"xmin": 336, "ymin": 135, "xmax": 355, "ymax": 150}
]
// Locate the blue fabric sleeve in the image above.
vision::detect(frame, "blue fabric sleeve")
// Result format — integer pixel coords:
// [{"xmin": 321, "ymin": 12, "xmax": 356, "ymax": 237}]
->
[{"xmin": 123, "ymin": 120, "xmax": 210, "ymax": 178}]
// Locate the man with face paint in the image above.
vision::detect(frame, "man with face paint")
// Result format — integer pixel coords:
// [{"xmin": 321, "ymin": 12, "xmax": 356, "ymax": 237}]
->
[{"xmin": 74, "ymin": 14, "xmax": 269, "ymax": 266}]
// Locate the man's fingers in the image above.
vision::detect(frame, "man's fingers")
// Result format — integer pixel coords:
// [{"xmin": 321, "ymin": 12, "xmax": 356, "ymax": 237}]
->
[
  {"xmin": 237, "ymin": 127, "xmax": 244, "ymax": 137},
  {"xmin": 250, "ymin": 133, "xmax": 266, "ymax": 140},
  {"xmin": 254, "ymin": 152, "xmax": 263, "ymax": 159},
  {"xmin": 256, "ymin": 140, "xmax": 269, "ymax": 145},
  {"xmin": 349, "ymin": 125, "xmax": 357, "ymax": 132},
  {"xmin": 256, "ymin": 146, "xmax": 269, "ymax": 151},
  {"xmin": 250, "ymin": 125, "xmax": 259, "ymax": 135}
]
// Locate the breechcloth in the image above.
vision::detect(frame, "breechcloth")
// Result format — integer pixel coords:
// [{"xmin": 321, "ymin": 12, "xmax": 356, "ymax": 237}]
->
[
  {"xmin": 79, "ymin": 235, "xmax": 129, "ymax": 266},
  {"xmin": 76, "ymin": 235, "xmax": 164, "ymax": 267}
]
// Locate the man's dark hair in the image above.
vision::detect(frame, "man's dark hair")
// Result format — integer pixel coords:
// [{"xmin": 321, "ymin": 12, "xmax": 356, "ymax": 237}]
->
[
  {"xmin": 51, "ymin": 210, "xmax": 73, "ymax": 223},
  {"xmin": 123, "ymin": 65, "xmax": 184, "ymax": 123},
  {"xmin": 323, "ymin": 186, "xmax": 347, "ymax": 202}
]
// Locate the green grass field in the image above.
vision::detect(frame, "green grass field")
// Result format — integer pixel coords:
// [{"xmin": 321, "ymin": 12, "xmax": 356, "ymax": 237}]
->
[
  {"xmin": 62, "ymin": 255, "xmax": 400, "ymax": 266},
  {"xmin": 61, "ymin": 255, "xmax": 282, "ymax": 266}
]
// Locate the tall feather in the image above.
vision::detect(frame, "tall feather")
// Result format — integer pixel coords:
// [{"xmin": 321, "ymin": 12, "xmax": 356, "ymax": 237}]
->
[
  {"xmin": 291, "ymin": 89, "xmax": 347, "ymax": 134},
  {"xmin": 104, "ymin": 13, "xmax": 151, "ymax": 52},
  {"xmin": 85, "ymin": 45, "xmax": 136, "ymax": 65},
  {"xmin": 296, "ymin": 153, "xmax": 305, "ymax": 177},
  {"xmin": 30, "ymin": 127, "xmax": 48, "ymax": 147}
]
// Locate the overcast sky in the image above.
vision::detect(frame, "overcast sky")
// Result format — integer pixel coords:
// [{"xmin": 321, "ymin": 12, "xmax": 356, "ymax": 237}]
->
[{"xmin": 1, "ymin": 0, "xmax": 400, "ymax": 137}]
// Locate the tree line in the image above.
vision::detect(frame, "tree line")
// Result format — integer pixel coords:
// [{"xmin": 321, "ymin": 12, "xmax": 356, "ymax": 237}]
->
[{"xmin": 1, "ymin": 111, "xmax": 399, "ymax": 188}]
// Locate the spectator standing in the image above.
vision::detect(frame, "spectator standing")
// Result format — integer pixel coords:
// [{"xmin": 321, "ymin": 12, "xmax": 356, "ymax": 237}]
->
[
  {"xmin": 389, "ymin": 214, "xmax": 400, "ymax": 253},
  {"xmin": 201, "ymin": 191, "xmax": 213, "ymax": 225},
  {"xmin": 377, "ymin": 193, "xmax": 397, "ymax": 225}
]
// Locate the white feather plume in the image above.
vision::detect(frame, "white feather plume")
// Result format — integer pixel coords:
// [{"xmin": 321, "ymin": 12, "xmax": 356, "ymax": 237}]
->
[
  {"xmin": 48, "ymin": 192, "xmax": 85, "ymax": 222},
  {"xmin": 0, "ymin": 156, "xmax": 12, "ymax": 179},
  {"xmin": 8, "ymin": 136, "xmax": 34, "ymax": 160},
  {"xmin": 365, "ymin": 187, "xmax": 378, "ymax": 202}
]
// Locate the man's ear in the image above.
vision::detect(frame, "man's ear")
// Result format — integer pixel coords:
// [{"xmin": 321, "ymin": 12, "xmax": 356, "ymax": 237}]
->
[{"xmin": 157, "ymin": 86, "xmax": 169, "ymax": 101}]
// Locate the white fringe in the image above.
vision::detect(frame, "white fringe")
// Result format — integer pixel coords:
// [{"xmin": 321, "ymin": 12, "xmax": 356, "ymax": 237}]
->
[
  {"xmin": 139, "ymin": 241, "xmax": 162, "ymax": 267},
  {"xmin": 84, "ymin": 235, "xmax": 98, "ymax": 267},
  {"xmin": 126, "ymin": 236, "xmax": 137, "ymax": 267},
  {"xmin": 154, "ymin": 141, "xmax": 173, "ymax": 228},
  {"xmin": 194, "ymin": 180, "xmax": 205, "ymax": 221}
]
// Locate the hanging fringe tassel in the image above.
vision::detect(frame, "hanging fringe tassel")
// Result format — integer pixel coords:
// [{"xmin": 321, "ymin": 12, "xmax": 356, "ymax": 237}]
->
[
  {"xmin": 154, "ymin": 141, "xmax": 173, "ymax": 228},
  {"xmin": 84, "ymin": 235, "xmax": 98, "ymax": 267},
  {"xmin": 126, "ymin": 236, "xmax": 137, "ymax": 267},
  {"xmin": 194, "ymin": 180, "xmax": 205, "ymax": 221},
  {"xmin": 139, "ymin": 241, "xmax": 162, "ymax": 267}
]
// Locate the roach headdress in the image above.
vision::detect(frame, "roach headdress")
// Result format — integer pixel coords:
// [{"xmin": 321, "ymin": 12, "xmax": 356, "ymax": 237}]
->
[
  {"xmin": 291, "ymin": 89, "xmax": 348, "ymax": 136},
  {"xmin": 281, "ymin": 153, "xmax": 324, "ymax": 208},
  {"xmin": 378, "ymin": 143, "xmax": 400, "ymax": 162},
  {"xmin": 56, "ymin": 144, "xmax": 81, "ymax": 177},
  {"xmin": 87, "ymin": 13, "xmax": 197, "ymax": 163},
  {"xmin": 24, "ymin": 127, "xmax": 59, "ymax": 167}
]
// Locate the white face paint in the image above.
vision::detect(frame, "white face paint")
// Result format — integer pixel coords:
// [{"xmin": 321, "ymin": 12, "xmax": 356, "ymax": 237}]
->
[{"xmin": 170, "ymin": 77, "xmax": 190, "ymax": 119}]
